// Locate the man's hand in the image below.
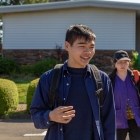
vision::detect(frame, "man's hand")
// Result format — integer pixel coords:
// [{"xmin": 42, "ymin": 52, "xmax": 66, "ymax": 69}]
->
[{"xmin": 49, "ymin": 106, "xmax": 75, "ymax": 124}]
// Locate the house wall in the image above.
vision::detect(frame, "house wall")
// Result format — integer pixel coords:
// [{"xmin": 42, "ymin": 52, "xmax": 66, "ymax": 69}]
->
[
  {"xmin": 2, "ymin": 7, "xmax": 135, "ymax": 50},
  {"xmin": 136, "ymin": 20, "xmax": 140, "ymax": 54},
  {"xmin": 3, "ymin": 49, "xmax": 133, "ymax": 73},
  {"xmin": 2, "ymin": 7, "xmax": 135, "ymax": 72}
]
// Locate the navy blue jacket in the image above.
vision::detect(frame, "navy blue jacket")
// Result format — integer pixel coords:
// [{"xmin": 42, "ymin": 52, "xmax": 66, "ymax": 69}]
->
[{"xmin": 30, "ymin": 61, "xmax": 116, "ymax": 140}]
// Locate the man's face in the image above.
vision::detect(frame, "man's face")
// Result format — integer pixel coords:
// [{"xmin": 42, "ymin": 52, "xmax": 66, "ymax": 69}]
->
[{"xmin": 65, "ymin": 38, "xmax": 95, "ymax": 68}]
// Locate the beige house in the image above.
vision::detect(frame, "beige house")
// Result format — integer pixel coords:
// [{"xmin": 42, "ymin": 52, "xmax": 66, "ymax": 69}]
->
[{"xmin": 0, "ymin": 0, "xmax": 140, "ymax": 71}]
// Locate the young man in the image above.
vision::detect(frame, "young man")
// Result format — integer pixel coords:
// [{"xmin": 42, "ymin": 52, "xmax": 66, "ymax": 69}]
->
[{"xmin": 30, "ymin": 24, "xmax": 116, "ymax": 140}]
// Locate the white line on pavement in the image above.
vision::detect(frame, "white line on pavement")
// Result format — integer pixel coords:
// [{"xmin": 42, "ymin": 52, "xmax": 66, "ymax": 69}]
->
[{"xmin": 23, "ymin": 131, "xmax": 47, "ymax": 137}]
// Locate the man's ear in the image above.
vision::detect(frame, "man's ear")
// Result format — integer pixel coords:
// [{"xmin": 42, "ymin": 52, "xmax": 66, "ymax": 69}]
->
[{"xmin": 65, "ymin": 41, "xmax": 70, "ymax": 51}]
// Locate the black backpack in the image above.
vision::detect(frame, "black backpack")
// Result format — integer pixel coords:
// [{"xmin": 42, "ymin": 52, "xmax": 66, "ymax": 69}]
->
[{"xmin": 49, "ymin": 64, "xmax": 104, "ymax": 119}]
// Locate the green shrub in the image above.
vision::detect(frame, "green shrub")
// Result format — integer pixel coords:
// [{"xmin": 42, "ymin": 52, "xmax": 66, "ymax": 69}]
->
[
  {"xmin": 32, "ymin": 58, "xmax": 60, "ymax": 76},
  {"xmin": 0, "ymin": 78, "xmax": 19, "ymax": 116},
  {"xmin": 20, "ymin": 65, "xmax": 33, "ymax": 75},
  {"xmin": 0, "ymin": 57, "xmax": 20, "ymax": 74},
  {"xmin": 132, "ymin": 51, "xmax": 140, "ymax": 70},
  {"xmin": 26, "ymin": 78, "xmax": 39, "ymax": 113}
]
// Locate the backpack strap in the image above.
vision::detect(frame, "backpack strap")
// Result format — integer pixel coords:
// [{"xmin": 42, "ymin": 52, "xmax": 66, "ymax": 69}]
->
[
  {"xmin": 49, "ymin": 64, "xmax": 63, "ymax": 110},
  {"xmin": 133, "ymin": 70, "xmax": 139, "ymax": 83},
  {"xmin": 89, "ymin": 64, "xmax": 103, "ymax": 120}
]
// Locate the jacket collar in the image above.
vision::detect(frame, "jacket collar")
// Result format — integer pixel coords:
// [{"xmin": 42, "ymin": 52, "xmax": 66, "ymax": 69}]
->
[
  {"xmin": 109, "ymin": 68, "xmax": 134, "ymax": 78},
  {"xmin": 62, "ymin": 60, "xmax": 91, "ymax": 76}
]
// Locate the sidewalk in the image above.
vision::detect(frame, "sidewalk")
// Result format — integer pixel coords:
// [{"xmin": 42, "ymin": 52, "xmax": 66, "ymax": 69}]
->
[
  {"xmin": 10, "ymin": 104, "xmax": 31, "ymax": 119},
  {"xmin": 17, "ymin": 104, "xmax": 27, "ymax": 110}
]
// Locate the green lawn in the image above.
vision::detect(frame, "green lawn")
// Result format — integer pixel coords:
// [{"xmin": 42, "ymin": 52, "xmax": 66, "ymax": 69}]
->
[
  {"xmin": 1, "ymin": 76, "xmax": 37, "ymax": 104},
  {"xmin": 16, "ymin": 83, "xmax": 30, "ymax": 103},
  {"xmin": 11, "ymin": 77, "xmax": 37, "ymax": 104},
  {"xmin": 0, "ymin": 76, "xmax": 38, "ymax": 118}
]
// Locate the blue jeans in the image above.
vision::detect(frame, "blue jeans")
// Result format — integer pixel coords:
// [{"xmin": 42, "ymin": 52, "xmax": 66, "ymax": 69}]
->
[{"xmin": 117, "ymin": 119, "xmax": 140, "ymax": 140}]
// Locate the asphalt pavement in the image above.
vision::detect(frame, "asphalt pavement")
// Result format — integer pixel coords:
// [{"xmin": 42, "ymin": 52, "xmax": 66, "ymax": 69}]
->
[
  {"xmin": 0, "ymin": 104, "xmax": 129, "ymax": 140},
  {"xmin": 0, "ymin": 118, "xmax": 46, "ymax": 140},
  {"xmin": 0, "ymin": 118, "xmax": 130, "ymax": 140}
]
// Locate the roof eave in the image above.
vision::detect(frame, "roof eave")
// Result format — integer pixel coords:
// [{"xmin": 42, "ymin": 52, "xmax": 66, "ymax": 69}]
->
[{"xmin": 0, "ymin": 0, "xmax": 140, "ymax": 14}]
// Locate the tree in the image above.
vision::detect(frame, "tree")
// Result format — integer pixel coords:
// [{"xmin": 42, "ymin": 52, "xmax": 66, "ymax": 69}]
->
[
  {"xmin": 10, "ymin": 0, "xmax": 24, "ymax": 5},
  {"xmin": 0, "ymin": 0, "xmax": 8, "ymax": 5},
  {"xmin": 0, "ymin": 0, "xmax": 23, "ymax": 5},
  {"xmin": 23, "ymin": 0, "xmax": 48, "ymax": 4},
  {"xmin": 0, "ymin": 0, "xmax": 49, "ymax": 5}
]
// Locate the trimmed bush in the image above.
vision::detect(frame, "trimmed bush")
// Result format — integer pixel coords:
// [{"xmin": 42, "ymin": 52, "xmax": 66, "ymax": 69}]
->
[
  {"xmin": 26, "ymin": 78, "xmax": 39, "ymax": 113},
  {"xmin": 0, "ymin": 78, "xmax": 19, "ymax": 116}
]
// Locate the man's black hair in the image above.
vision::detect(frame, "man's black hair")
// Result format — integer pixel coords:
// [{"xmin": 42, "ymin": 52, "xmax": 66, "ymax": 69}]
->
[{"xmin": 65, "ymin": 24, "xmax": 96, "ymax": 46}]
